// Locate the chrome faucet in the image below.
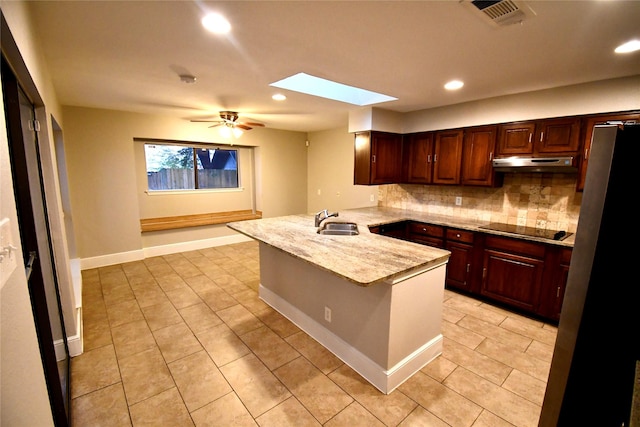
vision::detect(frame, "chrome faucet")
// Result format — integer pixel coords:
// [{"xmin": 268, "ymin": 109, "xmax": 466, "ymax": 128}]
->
[{"xmin": 314, "ymin": 209, "xmax": 339, "ymax": 227}]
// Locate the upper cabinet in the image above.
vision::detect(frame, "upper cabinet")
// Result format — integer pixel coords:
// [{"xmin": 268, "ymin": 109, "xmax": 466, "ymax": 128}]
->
[
  {"xmin": 354, "ymin": 131, "xmax": 403, "ymax": 185},
  {"xmin": 577, "ymin": 112, "xmax": 640, "ymax": 191},
  {"xmin": 403, "ymin": 132, "xmax": 434, "ymax": 184},
  {"xmin": 432, "ymin": 129, "xmax": 464, "ymax": 185},
  {"xmin": 496, "ymin": 117, "xmax": 582, "ymax": 157},
  {"xmin": 461, "ymin": 125, "xmax": 503, "ymax": 187}
]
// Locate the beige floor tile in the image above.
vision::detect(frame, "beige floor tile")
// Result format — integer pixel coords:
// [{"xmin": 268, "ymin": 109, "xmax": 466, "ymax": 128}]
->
[
  {"xmin": 178, "ymin": 302, "xmax": 223, "ymax": 333},
  {"xmin": 81, "ymin": 316, "xmax": 113, "ymax": 351},
  {"xmin": 111, "ymin": 319, "xmax": 157, "ymax": 359},
  {"xmin": 119, "ymin": 346, "xmax": 175, "ymax": 405},
  {"xmin": 444, "ymin": 367, "xmax": 541, "ymax": 427},
  {"xmin": 324, "ymin": 401, "xmax": 385, "ymax": 426},
  {"xmin": 233, "ymin": 288, "xmax": 270, "ymax": 314},
  {"xmin": 444, "ymin": 296, "xmax": 508, "ymax": 326},
  {"xmin": 499, "ymin": 316, "xmax": 557, "ymax": 346},
  {"xmin": 155, "ymin": 273, "xmax": 188, "ymax": 292},
  {"xmin": 240, "ymin": 325, "xmax": 300, "ymax": 370},
  {"xmin": 145, "ymin": 261, "xmax": 174, "ymax": 277},
  {"xmin": 140, "ymin": 299, "xmax": 182, "ymax": 331},
  {"xmin": 216, "ymin": 304, "xmax": 264, "ymax": 336},
  {"xmin": 442, "ymin": 304, "xmax": 467, "ymax": 323},
  {"xmin": 285, "ymin": 331, "xmax": 343, "ymax": 375},
  {"xmin": 70, "ymin": 344, "xmax": 121, "ymax": 399},
  {"xmin": 256, "ymin": 307, "xmax": 301, "ymax": 339},
  {"xmin": 125, "ymin": 273, "xmax": 157, "ymax": 290},
  {"xmin": 167, "ymin": 350, "xmax": 232, "ymax": 412},
  {"xmin": 153, "ymin": 322, "xmax": 203, "ymax": 363},
  {"xmin": 399, "ymin": 371, "xmax": 482, "ymax": 427},
  {"xmin": 220, "ymin": 353, "xmax": 291, "ymax": 418},
  {"xmin": 131, "ymin": 283, "xmax": 168, "ymax": 308},
  {"xmin": 501, "ymin": 369, "xmax": 547, "ymax": 406},
  {"xmin": 472, "ymin": 410, "xmax": 518, "ymax": 427},
  {"xmin": 71, "ymin": 383, "xmax": 131, "ymax": 427},
  {"xmin": 457, "ymin": 315, "xmax": 533, "ymax": 352},
  {"xmin": 398, "ymin": 406, "xmax": 451, "ymax": 427},
  {"xmin": 443, "ymin": 338, "xmax": 512, "ymax": 385},
  {"xmin": 129, "ymin": 387, "xmax": 193, "ymax": 427},
  {"xmin": 106, "ymin": 299, "xmax": 144, "ymax": 328},
  {"xmin": 255, "ymin": 396, "xmax": 321, "ymax": 427},
  {"xmin": 103, "ymin": 283, "xmax": 136, "ymax": 307},
  {"xmin": 191, "ymin": 392, "xmax": 257, "ymax": 427},
  {"xmin": 442, "ymin": 319, "xmax": 486, "ymax": 349},
  {"xmin": 420, "ymin": 355, "xmax": 458, "ymax": 382},
  {"xmin": 328, "ymin": 364, "xmax": 418, "ymax": 426},
  {"xmin": 275, "ymin": 356, "xmax": 352, "ymax": 424},
  {"xmin": 475, "ymin": 339, "xmax": 551, "ymax": 382},
  {"xmin": 183, "ymin": 274, "xmax": 218, "ymax": 293},
  {"xmin": 195, "ymin": 323, "xmax": 251, "ymax": 367},
  {"xmin": 165, "ymin": 285, "xmax": 202, "ymax": 309},
  {"xmin": 212, "ymin": 274, "xmax": 248, "ymax": 294},
  {"xmin": 525, "ymin": 339, "xmax": 555, "ymax": 363},
  {"xmin": 198, "ymin": 287, "xmax": 238, "ymax": 311}
]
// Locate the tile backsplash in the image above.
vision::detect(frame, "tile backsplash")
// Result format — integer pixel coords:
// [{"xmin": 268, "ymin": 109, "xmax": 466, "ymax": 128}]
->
[{"xmin": 378, "ymin": 173, "xmax": 583, "ymax": 233}]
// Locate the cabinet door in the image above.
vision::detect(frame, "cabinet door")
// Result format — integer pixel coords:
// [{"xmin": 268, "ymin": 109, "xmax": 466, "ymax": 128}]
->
[
  {"xmin": 496, "ymin": 122, "xmax": 535, "ymax": 156},
  {"xmin": 481, "ymin": 249, "xmax": 544, "ymax": 313},
  {"xmin": 445, "ymin": 241, "xmax": 474, "ymax": 291},
  {"xmin": 354, "ymin": 132, "xmax": 373, "ymax": 185},
  {"xmin": 461, "ymin": 125, "xmax": 502, "ymax": 187},
  {"xmin": 408, "ymin": 222, "xmax": 445, "ymax": 248},
  {"xmin": 537, "ymin": 247, "xmax": 572, "ymax": 321},
  {"xmin": 404, "ymin": 132, "xmax": 434, "ymax": 183},
  {"xmin": 577, "ymin": 112, "xmax": 640, "ymax": 191},
  {"xmin": 433, "ymin": 129, "xmax": 463, "ymax": 185},
  {"xmin": 370, "ymin": 132, "xmax": 403, "ymax": 184},
  {"xmin": 534, "ymin": 117, "xmax": 581, "ymax": 155}
]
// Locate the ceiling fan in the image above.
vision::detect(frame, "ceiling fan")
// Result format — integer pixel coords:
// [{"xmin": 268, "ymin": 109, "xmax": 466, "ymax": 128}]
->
[{"xmin": 191, "ymin": 111, "xmax": 265, "ymax": 137}]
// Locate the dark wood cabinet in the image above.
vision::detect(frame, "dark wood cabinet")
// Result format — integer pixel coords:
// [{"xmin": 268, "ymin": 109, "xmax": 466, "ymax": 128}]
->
[
  {"xmin": 461, "ymin": 125, "xmax": 503, "ymax": 187},
  {"xmin": 432, "ymin": 129, "xmax": 463, "ymax": 185},
  {"xmin": 369, "ymin": 221, "xmax": 408, "ymax": 240},
  {"xmin": 354, "ymin": 131, "xmax": 403, "ymax": 185},
  {"xmin": 445, "ymin": 228, "xmax": 477, "ymax": 292},
  {"xmin": 481, "ymin": 235, "xmax": 545, "ymax": 313},
  {"xmin": 407, "ymin": 221, "xmax": 445, "ymax": 248},
  {"xmin": 496, "ymin": 117, "xmax": 582, "ymax": 158},
  {"xmin": 538, "ymin": 247, "xmax": 572, "ymax": 321},
  {"xmin": 403, "ymin": 132, "xmax": 434, "ymax": 184},
  {"xmin": 576, "ymin": 112, "xmax": 640, "ymax": 191}
]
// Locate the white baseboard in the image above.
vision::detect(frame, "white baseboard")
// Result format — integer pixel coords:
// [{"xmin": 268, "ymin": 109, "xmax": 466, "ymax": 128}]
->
[
  {"xmin": 79, "ymin": 233, "xmax": 252, "ymax": 270},
  {"xmin": 259, "ymin": 284, "xmax": 442, "ymax": 394}
]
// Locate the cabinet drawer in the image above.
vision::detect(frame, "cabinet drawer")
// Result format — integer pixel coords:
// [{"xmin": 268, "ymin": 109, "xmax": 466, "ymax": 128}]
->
[
  {"xmin": 484, "ymin": 235, "xmax": 545, "ymax": 259},
  {"xmin": 446, "ymin": 228, "xmax": 474, "ymax": 244},
  {"xmin": 409, "ymin": 222, "xmax": 444, "ymax": 238}
]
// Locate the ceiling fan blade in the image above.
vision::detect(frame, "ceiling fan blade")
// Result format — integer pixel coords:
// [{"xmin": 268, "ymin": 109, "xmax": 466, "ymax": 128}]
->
[
  {"xmin": 242, "ymin": 122, "xmax": 265, "ymax": 127},
  {"xmin": 208, "ymin": 123, "xmax": 224, "ymax": 129},
  {"xmin": 190, "ymin": 119, "xmax": 220, "ymax": 123},
  {"xmin": 235, "ymin": 124, "xmax": 252, "ymax": 131}
]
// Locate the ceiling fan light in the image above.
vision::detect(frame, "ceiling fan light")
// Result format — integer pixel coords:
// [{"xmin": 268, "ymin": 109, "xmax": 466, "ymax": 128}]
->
[
  {"xmin": 219, "ymin": 126, "xmax": 232, "ymax": 138},
  {"xmin": 233, "ymin": 127, "xmax": 243, "ymax": 138}
]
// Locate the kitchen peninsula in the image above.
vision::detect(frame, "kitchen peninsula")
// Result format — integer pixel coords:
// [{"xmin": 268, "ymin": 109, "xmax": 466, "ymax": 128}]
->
[{"xmin": 227, "ymin": 209, "xmax": 451, "ymax": 394}]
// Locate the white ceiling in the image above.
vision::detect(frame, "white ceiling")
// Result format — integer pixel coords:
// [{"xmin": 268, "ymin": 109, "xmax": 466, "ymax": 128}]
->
[{"xmin": 26, "ymin": 0, "xmax": 640, "ymax": 133}]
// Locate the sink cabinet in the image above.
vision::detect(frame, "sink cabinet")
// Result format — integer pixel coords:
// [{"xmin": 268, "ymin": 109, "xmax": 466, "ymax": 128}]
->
[{"xmin": 354, "ymin": 131, "xmax": 403, "ymax": 185}]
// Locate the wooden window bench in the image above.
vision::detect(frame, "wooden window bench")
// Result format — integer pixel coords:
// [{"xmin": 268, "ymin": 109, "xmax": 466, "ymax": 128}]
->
[{"xmin": 140, "ymin": 209, "xmax": 262, "ymax": 232}]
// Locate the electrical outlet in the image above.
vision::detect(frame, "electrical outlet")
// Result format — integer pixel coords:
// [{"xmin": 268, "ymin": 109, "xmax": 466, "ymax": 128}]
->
[
  {"xmin": 455, "ymin": 196, "xmax": 462, "ymax": 206},
  {"xmin": 370, "ymin": 194, "xmax": 375, "ymax": 202},
  {"xmin": 324, "ymin": 306, "xmax": 332, "ymax": 322}
]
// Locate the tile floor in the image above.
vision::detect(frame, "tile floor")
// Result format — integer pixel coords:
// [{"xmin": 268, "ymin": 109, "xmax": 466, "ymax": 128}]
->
[{"xmin": 71, "ymin": 240, "xmax": 558, "ymax": 427}]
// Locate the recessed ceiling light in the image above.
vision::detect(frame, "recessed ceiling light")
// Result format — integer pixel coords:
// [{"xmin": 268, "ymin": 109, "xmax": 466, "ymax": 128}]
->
[
  {"xmin": 272, "ymin": 93, "xmax": 287, "ymax": 101},
  {"xmin": 202, "ymin": 13, "xmax": 231, "ymax": 34},
  {"xmin": 444, "ymin": 80, "xmax": 464, "ymax": 90},
  {"xmin": 179, "ymin": 74, "xmax": 196, "ymax": 84},
  {"xmin": 615, "ymin": 39, "xmax": 640, "ymax": 54},
  {"xmin": 270, "ymin": 73, "xmax": 397, "ymax": 106}
]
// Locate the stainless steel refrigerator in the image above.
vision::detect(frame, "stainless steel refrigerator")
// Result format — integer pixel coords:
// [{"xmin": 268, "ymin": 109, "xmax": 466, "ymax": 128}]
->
[{"xmin": 540, "ymin": 123, "xmax": 640, "ymax": 426}]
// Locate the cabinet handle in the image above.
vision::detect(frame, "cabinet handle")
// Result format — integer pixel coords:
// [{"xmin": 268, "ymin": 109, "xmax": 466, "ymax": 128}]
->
[
  {"xmin": 433, "ymin": 154, "xmax": 438, "ymax": 163},
  {"xmin": 557, "ymin": 287, "xmax": 561, "ymax": 298},
  {"xmin": 584, "ymin": 148, "xmax": 588, "ymax": 160},
  {"xmin": 372, "ymin": 154, "xmax": 376, "ymax": 163},
  {"xmin": 489, "ymin": 152, "xmax": 493, "ymax": 161},
  {"xmin": 482, "ymin": 267, "xmax": 487, "ymax": 279},
  {"xmin": 456, "ymin": 233, "xmax": 461, "ymax": 238},
  {"xmin": 466, "ymin": 263, "xmax": 470, "ymax": 273},
  {"xmin": 540, "ymin": 131, "xmax": 544, "ymax": 142},
  {"xmin": 528, "ymin": 133, "xmax": 532, "ymax": 144},
  {"xmin": 422, "ymin": 227, "xmax": 427, "ymax": 232},
  {"xmin": 427, "ymin": 154, "xmax": 432, "ymax": 163}
]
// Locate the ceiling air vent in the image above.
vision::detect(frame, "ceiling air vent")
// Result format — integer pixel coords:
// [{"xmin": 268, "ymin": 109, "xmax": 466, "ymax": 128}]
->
[{"xmin": 467, "ymin": 0, "xmax": 535, "ymax": 26}]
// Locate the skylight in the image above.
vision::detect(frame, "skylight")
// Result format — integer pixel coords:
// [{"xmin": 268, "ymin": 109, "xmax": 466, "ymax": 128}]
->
[{"xmin": 269, "ymin": 73, "xmax": 397, "ymax": 106}]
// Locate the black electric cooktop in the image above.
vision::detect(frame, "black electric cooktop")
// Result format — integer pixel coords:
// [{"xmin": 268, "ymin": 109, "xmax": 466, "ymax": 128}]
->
[{"xmin": 479, "ymin": 223, "xmax": 572, "ymax": 241}]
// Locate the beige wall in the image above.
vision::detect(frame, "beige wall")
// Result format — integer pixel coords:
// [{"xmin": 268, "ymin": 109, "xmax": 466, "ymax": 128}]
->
[
  {"xmin": 306, "ymin": 126, "xmax": 378, "ymax": 214},
  {"xmin": 62, "ymin": 106, "xmax": 308, "ymax": 260}
]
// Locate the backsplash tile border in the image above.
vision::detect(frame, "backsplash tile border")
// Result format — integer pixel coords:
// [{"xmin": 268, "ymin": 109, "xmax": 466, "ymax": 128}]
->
[{"xmin": 378, "ymin": 173, "xmax": 582, "ymax": 233}]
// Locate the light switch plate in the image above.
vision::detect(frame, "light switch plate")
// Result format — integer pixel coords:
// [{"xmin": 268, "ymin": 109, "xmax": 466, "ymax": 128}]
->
[{"xmin": 0, "ymin": 217, "xmax": 18, "ymax": 288}]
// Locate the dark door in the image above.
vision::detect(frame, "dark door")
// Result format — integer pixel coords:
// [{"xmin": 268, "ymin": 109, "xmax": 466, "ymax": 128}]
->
[{"xmin": 2, "ymin": 55, "xmax": 70, "ymax": 426}]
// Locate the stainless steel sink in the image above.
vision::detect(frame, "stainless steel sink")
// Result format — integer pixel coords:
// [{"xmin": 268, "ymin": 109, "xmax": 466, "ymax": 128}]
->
[{"xmin": 317, "ymin": 222, "xmax": 359, "ymax": 235}]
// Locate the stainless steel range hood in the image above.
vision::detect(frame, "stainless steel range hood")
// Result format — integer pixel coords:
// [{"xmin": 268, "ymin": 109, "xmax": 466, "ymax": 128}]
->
[{"xmin": 492, "ymin": 156, "xmax": 578, "ymax": 173}]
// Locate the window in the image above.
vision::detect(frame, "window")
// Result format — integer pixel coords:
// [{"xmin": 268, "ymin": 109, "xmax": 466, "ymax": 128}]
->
[{"xmin": 144, "ymin": 143, "xmax": 239, "ymax": 190}]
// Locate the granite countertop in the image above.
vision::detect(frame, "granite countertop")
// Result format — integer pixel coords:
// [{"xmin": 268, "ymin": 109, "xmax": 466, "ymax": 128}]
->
[{"xmin": 227, "ymin": 206, "xmax": 574, "ymax": 287}]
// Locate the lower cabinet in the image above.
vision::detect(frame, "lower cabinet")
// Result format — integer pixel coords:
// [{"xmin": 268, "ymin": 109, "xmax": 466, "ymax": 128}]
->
[
  {"xmin": 537, "ymin": 246, "xmax": 572, "ymax": 321},
  {"xmin": 481, "ymin": 235, "xmax": 545, "ymax": 313},
  {"xmin": 408, "ymin": 221, "xmax": 445, "ymax": 248},
  {"xmin": 445, "ymin": 228, "xmax": 478, "ymax": 293}
]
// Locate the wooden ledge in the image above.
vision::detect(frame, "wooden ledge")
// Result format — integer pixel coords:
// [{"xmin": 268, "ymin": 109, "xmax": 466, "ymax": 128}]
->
[{"xmin": 141, "ymin": 210, "xmax": 262, "ymax": 232}]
